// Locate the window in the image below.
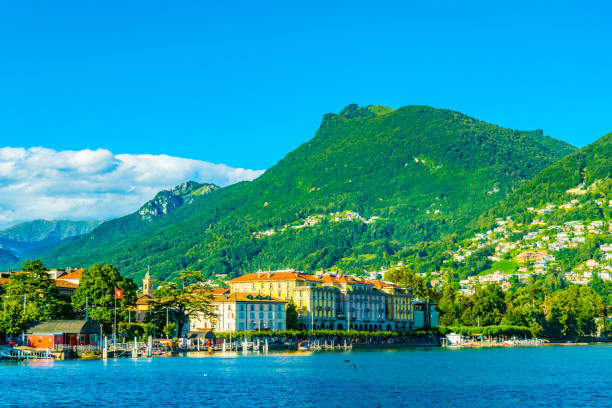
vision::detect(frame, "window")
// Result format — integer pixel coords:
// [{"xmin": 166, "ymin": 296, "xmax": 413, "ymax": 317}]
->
[
  {"xmin": 268, "ymin": 312, "xmax": 272, "ymax": 319},
  {"xmin": 250, "ymin": 312, "xmax": 254, "ymax": 319},
  {"xmin": 239, "ymin": 323, "xmax": 245, "ymax": 330},
  {"xmin": 259, "ymin": 312, "xmax": 264, "ymax": 319}
]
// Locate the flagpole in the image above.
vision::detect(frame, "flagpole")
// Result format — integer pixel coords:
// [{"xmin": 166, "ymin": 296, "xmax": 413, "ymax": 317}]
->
[{"xmin": 114, "ymin": 295, "xmax": 117, "ymax": 351}]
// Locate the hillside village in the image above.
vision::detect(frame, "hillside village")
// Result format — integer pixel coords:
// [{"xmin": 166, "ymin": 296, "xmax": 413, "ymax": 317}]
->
[
  {"xmin": 426, "ymin": 179, "xmax": 611, "ymax": 295},
  {"xmin": 252, "ymin": 210, "xmax": 380, "ymax": 239}
]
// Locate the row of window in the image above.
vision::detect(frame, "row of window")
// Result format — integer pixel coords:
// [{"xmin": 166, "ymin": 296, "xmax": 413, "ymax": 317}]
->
[{"xmin": 234, "ymin": 304, "xmax": 284, "ymax": 312}]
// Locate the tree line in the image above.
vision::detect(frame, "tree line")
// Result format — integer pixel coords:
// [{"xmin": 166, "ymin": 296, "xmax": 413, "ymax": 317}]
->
[{"xmin": 0, "ymin": 260, "xmax": 213, "ymax": 341}]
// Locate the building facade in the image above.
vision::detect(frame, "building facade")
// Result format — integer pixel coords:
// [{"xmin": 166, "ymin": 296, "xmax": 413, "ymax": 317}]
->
[
  {"xmin": 228, "ymin": 270, "xmax": 417, "ymax": 331},
  {"xmin": 190, "ymin": 293, "xmax": 286, "ymax": 332},
  {"xmin": 413, "ymin": 300, "xmax": 439, "ymax": 329}
]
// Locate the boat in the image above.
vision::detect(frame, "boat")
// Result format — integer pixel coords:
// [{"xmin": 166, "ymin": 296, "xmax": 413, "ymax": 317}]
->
[
  {"xmin": 0, "ymin": 347, "xmax": 22, "ymax": 361},
  {"xmin": 297, "ymin": 341, "xmax": 310, "ymax": 351}
]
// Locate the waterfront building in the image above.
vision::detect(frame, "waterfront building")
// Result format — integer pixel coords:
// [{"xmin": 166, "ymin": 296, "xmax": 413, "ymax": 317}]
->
[
  {"xmin": 413, "ymin": 300, "xmax": 439, "ymax": 329},
  {"xmin": 228, "ymin": 269, "xmax": 417, "ymax": 331},
  {"xmin": 190, "ymin": 293, "xmax": 286, "ymax": 332},
  {"xmin": 25, "ymin": 319, "xmax": 101, "ymax": 349}
]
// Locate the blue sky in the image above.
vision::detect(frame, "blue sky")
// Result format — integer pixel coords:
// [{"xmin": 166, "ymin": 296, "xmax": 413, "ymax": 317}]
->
[{"xmin": 0, "ymin": 1, "xmax": 610, "ymax": 170}]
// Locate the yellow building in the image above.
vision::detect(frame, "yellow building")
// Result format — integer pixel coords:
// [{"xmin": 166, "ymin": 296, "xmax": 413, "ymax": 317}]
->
[{"xmin": 228, "ymin": 270, "xmax": 414, "ymax": 331}]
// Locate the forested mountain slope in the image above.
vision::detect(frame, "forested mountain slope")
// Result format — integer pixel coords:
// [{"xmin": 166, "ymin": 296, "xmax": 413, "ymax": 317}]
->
[
  {"xmin": 400, "ymin": 132, "xmax": 611, "ymax": 282},
  {"xmin": 36, "ymin": 104, "xmax": 576, "ymax": 280}
]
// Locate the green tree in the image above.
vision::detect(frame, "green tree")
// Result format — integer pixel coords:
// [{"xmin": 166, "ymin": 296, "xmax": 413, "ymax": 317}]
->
[
  {"xmin": 286, "ymin": 301, "xmax": 299, "ymax": 330},
  {"xmin": 71, "ymin": 264, "xmax": 137, "ymax": 330},
  {"xmin": 0, "ymin": 260, "xmax": 71, "ymax": 336},
  {"xmin": 461, "ymin": 284, "xmax": 506, "ymax": 326},
  {"xmin": 152, "ymin": 270, "xmax": 213, "ymax": 338},
  {"xmin": 437, "ymin": 284, "xmax": 469, "ymax": 326},
  {"xmin": 384, "ymin": 267, "xmax": 435, "ymax": 299},
  {"xmin": 163, "ymin": 322, "xmax": 177, "ymax": 339},
  {"xmin": 542, "ymin": 285, "xmax": 604, "ymax": 340}
]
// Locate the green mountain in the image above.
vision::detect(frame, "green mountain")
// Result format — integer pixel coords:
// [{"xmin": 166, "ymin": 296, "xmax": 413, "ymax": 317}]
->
[
  {"xmin": 35, "ymin": 104, "xmax": 576, "ymax": 280},
  {"xmin": 137, "ymin": 181, "xmax": 218, "ymax": 222},
  {"xmin": 404, "ymin": 132, "xmax": 611, "ymax": 282},
  {"xmin": 518, "ymin": 129, "xmax": 577, "ymax": 158},
  {"xmin": 21, "ymin": 181, "xmax": 218, "ymax": 262},
  {"xmin": 0, "ymin": 220, "xmax": 102, "ymax": 263},
  {"xmin": 486, "ymin": 132, "xmax": 611, "ymax": 223}
]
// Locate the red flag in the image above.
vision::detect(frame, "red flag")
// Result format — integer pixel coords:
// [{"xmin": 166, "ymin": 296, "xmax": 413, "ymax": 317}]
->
[{"xmin": 114, "ymin": 287, "xmax": 123, "ymax": 299}]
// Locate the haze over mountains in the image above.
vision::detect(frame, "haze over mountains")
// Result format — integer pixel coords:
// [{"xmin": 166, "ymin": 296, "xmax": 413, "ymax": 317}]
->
[
  {"xmin": 7, "ymin": 104, "xmax": 596, "ymax": 281},
  {"xmin": 0, "ymin": 220, "xmax": 101, "ymax": 262}
]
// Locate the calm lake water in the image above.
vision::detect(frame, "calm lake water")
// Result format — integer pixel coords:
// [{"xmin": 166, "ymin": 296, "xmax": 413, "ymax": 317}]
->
[{"xmin": 1, "ymin": 345, "xmax": 612, "ymax": 407}]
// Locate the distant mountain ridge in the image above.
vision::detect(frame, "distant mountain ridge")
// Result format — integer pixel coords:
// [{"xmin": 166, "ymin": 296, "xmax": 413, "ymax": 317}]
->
[
  {"xmin": 0, "ymin": 219, "xmax": 102, "ymax": 264},
  {"xmin": 0, "ymin": 248, "xmax": 18, "ymax": 265},
  {"xmin": 34, "ymin": 104, "xmax": 577, "ymax": 280},
  {"xmin": 19, "ymin": 181, "xmax": 219, "ymax": 264}
]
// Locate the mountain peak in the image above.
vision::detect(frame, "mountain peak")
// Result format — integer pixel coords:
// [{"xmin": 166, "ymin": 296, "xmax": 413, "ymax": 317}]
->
[
  {"xmin": 337, "ymin": 103, "xmax": 394, "ymax": 120},
  {"xmin": 339, "ymin": 103, "xmax": 375, "ymax": 119},
  {"xmin": 138, "ymin": 181, "xmax": 218, "ymax": 221}
]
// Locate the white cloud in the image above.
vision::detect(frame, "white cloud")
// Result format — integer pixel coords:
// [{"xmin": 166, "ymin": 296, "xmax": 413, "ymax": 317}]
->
[{"xmin": 0, "ymin": 147, "xmax": 265, "ymax": 228}]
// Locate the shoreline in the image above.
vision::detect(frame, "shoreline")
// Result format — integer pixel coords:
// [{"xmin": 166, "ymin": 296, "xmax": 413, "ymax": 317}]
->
[{"xmin": 5, "ymin": 341, "xmax": 612, "ymax": 362}]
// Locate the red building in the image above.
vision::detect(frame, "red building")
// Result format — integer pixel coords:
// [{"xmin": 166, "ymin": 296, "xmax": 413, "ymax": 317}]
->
[{"xmin": 25, "ymin": 320, "xmax": 102, "ymax": 349}]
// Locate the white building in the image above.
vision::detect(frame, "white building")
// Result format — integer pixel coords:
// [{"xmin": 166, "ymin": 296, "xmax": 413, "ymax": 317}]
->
[{"xmin": 190, "ymin": 293, "xmax": 287, "ymax": 332}]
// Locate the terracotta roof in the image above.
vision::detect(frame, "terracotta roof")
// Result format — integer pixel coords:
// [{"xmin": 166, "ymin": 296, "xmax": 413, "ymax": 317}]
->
[
  {"xmin": 211, "ymin": 288, "xmax": 230, "ymax": 295},
  {"xmin": 320, "ymin": 275, "xmax": 368, "ymax": 285},
  {"xmin": 212, "ymin": 292, "xmax": 286, "ymax": 303},
  {"xmin": 55, "ymin": 280, "xmax": 78, "ymax": 289},
  {"xmin": 59, "ymin": 269, "xmax": 84, "ymax": 280},
  {"xmin": 368, "ymin": 280, "xmax": 400, "ymax": 289},
  {"xmin": 3, "ymin": 276, "xmax": 82, "ymax": 288},
  {"xmin": 228, "ymin": 271, "xmax": 321, "ymax": 283}
]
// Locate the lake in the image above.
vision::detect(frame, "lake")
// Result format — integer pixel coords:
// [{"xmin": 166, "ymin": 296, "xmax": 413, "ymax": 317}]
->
[{"xmin": 1, "ymin": 345, "xmax": 611, "ymax": 407}]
